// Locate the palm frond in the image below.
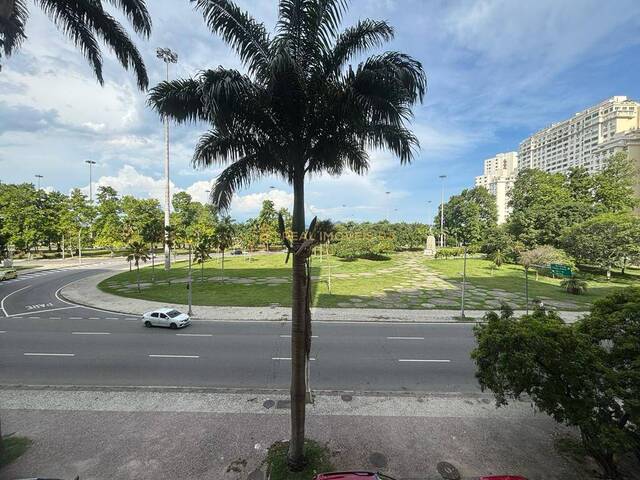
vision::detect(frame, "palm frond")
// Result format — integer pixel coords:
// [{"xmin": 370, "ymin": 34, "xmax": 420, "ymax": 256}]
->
[
  {"xmin": 325, "ymin": 19, "xmax": 393, "ymax": 76},
  {"xmin": 148, "ymin": 78, "xmax": 207, "ymax": 123},
  {"xmin": 0, "ymin": 0, "xmax": 28, "ymax": 58},
  {"xmin": 211, "ymin": 154, "xmax": 283, "ymax": 211},
  {"xmin": 358, "ymin": 52, "xmax": 427, "ymax": 104},
  {"xmin": 364, "ymin": 123, "xmax": 418, "ymax": 164},
  {"xmin": 105, "ymin": 0, "xmax": 151, "ymax": 37},
  {"xmin": 35, "ymin": 0, "xmax": 104, "ymax": 84},
  {"xmin": 192, "ymin": 128, "xmax": 260, "ymax": 168},
  {"xmin": 191, "ymin": 0, "xmax": 270, "ymax": 77}
]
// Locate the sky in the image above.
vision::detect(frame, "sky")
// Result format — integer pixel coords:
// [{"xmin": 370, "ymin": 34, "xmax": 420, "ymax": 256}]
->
[{"xmin": 1, "ymin": 0, "xmax": 640, "ymax": 223}]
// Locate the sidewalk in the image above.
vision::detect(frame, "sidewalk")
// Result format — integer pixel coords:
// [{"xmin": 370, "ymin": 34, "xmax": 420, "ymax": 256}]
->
[
  {"xmin": 60, "ymin": 270, "xmax": 588, "ymax": 323},
  {"xmin": 0, "ymin": 386, "xmax": 591, "ymax": 480}
]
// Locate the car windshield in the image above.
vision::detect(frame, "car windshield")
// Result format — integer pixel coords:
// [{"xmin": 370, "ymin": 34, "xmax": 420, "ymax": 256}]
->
[{"xmin": 166, "ymin": 310, "xmax": 182, "ymax": 318}]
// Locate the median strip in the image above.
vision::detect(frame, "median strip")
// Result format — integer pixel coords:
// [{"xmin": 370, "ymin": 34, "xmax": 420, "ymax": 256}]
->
[
  {"xmin": 148, "ymin": 354, "xmax": 200, "ymax": 358},
  {"xmin": 24, "ymin": 353, "xmax": 75, "ymax": 357}
]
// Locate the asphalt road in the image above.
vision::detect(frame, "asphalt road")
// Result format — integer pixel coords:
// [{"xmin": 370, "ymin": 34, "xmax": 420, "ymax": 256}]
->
[{"xmin": 0, "ymin": 265, "xmax": 480, "ymax": 392}]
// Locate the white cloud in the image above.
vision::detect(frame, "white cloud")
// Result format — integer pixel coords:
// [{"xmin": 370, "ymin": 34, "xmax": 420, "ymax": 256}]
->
[{"xmin": 231, "ymin": 189, "xmax": 294, "ymax": 214}]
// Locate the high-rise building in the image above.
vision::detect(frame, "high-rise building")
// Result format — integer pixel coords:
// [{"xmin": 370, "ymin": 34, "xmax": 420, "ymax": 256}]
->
[
  {"xmin": 519, "ymin": 96, "xmax": 640, "ymax": 174},
  {"xmin": 474, "ymin": 152, "xmax": 518, "ymax": 224}
]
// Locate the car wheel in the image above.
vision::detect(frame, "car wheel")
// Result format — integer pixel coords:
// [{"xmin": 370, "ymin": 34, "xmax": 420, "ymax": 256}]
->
[
  {"xmin": 144, "ymin": 321, "xmax": 152, "ymax": 328},
  {"xmin": 169, "ymin": 323, "xmax": 177, "ymax": 330}
]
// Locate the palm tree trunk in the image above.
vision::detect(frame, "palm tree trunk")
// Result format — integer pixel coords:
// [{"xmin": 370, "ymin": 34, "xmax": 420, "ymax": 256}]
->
[{"xmin": 288, "ymin": 171, "xmax": 308, "ymax": 470}]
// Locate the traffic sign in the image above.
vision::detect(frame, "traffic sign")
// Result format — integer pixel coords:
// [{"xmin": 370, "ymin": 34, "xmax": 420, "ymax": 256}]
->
[{"xmin": 550, "ymin": 263, "xmax": 572, "ymax": 277}]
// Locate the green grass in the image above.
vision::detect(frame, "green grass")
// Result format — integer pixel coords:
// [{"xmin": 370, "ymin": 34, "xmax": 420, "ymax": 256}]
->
[
  {"xmin": 425, "ymin": 257, "xmax": 634, "ymax": 309},
  {"xmin": 0, "ymin": 435, "xmax": 32, "ymax": 468},
  {"xmin": 265, "ymin": 440, "xmax": 334, "ymax": 480},
  {"xmin": 98, "ymin": 252, "xmax": 637, "ymax": 310}
]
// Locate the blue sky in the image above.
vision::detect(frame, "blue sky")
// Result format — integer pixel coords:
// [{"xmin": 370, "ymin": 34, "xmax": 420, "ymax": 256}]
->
[{"xmin": 1, "ymin": 0, "xmax": 640, "ymax": 223}]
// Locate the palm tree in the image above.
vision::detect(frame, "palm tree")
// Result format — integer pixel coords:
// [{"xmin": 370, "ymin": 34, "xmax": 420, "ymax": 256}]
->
[
  {"xmin": 489, "ymin": 249, "xmax": 505, "ymax": 268},
  {"xmin": 193, "ymin": 237, "xmax": 211, "ymax": 282},
  {"xmin": 561, "ymin": 275, "xmax": 588, "ymax": 295},
  {"xmin": 0, "ymin": 0, "xmax": 151, "ymax": 89},
  {"xmin": 126, "ymin": 240, "xmax": 149, "ymax": 292},
  {"xmin": 214, "ymin": 215, "xmax": 235, "ymax": 283},
  {"xmin": 148, "ymin": 0, "xmax": 425, "ymax": 468}
]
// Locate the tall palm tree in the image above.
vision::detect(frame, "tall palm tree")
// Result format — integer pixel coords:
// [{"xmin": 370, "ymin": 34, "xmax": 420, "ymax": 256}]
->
[
  {"xmin": 148, "ymin": 0, "xmax": 426, "ymax": 468},
  {"xmin": 193, "ymin": 237, "xmax": 211, "ymax": 282},
  {"xmin": 126, "ymin": 240, "xmax": 149, "ymax": 292},
  {"xmin": 214, "ymin": 215, "xmax": 235, "ymax": 283},
  {"xmin": 0, "ymin": 0, "xmax": 151, "ymax": 89}
]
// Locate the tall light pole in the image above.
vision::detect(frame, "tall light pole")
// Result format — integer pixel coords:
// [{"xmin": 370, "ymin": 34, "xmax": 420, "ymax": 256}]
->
[
  {"xmin": 85, "ymin": 160, "xmax": 96, "ymax": 202},
  {"xmin": 427, "ymin": 200, "xmax": 433, "ymax": 230},
  {"xmin": 439, "ymin": 175, "xmax": 446, "ymax": 247},
  {"xmin": 385, "ymin": 191, "xmax": 391, "ymax": 221},
  {"xmin": 34, "ymin": 174, "xmax": 43, "ymax": 190},
  {"xmin": 156, "ymin": 47, "xmax": 178, "ymax": 271}
]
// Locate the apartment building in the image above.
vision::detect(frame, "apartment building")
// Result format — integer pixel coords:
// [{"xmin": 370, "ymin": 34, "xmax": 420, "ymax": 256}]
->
[
  {"xmin": 519, "ymin": 96, "xmax": 640, "ymax": 174},
  {"xmin": 474, "ymin": 152, "xmax": 518, "ymax": 224}
]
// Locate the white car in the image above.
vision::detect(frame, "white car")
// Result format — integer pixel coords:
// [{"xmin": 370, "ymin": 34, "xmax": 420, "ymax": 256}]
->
[
  {"xmin": 0, "ymin": 269, "xmax": 17, "ymax": 281},
  {"xmin": 142, "ymin": 308, "xmax": 191, "ymax": 329}
]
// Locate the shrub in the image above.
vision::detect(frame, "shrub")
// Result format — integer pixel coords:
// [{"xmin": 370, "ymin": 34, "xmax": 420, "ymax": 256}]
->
[
  {"xmin": 333, "ymin": 236, "xmax": 393, "ymax": 260},
  {"xmin": 435, "ymin": 246, "xmax": 464, "ymax": 259},
  {"xmin": 560, "ymin": 276, "xmax": 588, "ymax": 295}
]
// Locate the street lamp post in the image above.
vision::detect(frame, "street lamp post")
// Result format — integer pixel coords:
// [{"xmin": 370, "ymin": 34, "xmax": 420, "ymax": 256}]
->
[
  {"xmin": 187, "ymin": 243, "xmax": 193, "ymax": 316},
  {"xmin": 85, "ymin": 160, "xmax": 96, "ymax": 203},
  {"xmin": 35, "ymin": 174, "xmax": 43, "ymax": 190},
  {"xmin": 156, "ymin": 47, "xmax": 178, "ymax": 271},
  {"xmin": 460, "ymin": 224, "xmax": 467, "ymax": 319},
  {"xmin": 385, "ymin": 191, "xmax": 391, "ymax": 221},
  {"xmin": 439, "ymin": 175, "xmax": 446, "ymax": 247}
]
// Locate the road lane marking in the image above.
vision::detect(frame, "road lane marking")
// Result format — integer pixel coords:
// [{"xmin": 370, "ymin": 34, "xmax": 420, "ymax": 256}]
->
[
  {"xmin": 72, "ymin": 332, "xmax": 111, "ymax": 335},
  {"xmin": 105, "ymin": 317, "xmax": 118, "ymax": 320},
  {"xmin": 272, "ymin": 357, "xmax": 316, "ymax": 361},
  {"xmin": 0, "ymin": 331, "xmax": 6, "ymax": 333},
  {"xmin": 69, "ymin": 317, "xmax": 82, "ymax": 320},
  {"xmin": 279, "ymin": 335, "xmax": 318, "ymax": 338},
  {"xmin": 24, "ymin": 353, "xmax": 75, "ymax": 357},
  {"xmin": 398, "ymin": 359, "xmax": 451, "ymax": 363},
  {"xmin": 89, "ymin": 317, "xmax": 100, "ymax": 320},
  {"xmin": 387, "ymin": 336, "xmax": 425, "ymax": 340},
  {"xmin": 28, "ymin": 317, "xmax": 40, "ymax": 319},
  {"xmin": 149, "ymin": 354, "xmax": 200, "ymax": 358},
  {"xmin": 1, "ymin": 285, "xmax": 32, "ymax": 317},
  {"xmin": 176, "ymin": 333, "xmax": 212, "ymax": 337},
  {"xmin": 54, "ymin": 283, "xmax": 132, "ymax": 317},
  {"xmin": 9, "ymin": 305, "xmax": 79, "ymax": 317}
]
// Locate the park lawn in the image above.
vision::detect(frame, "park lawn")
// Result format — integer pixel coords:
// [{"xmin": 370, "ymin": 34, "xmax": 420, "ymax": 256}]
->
[
  {"xmin": 424, "ymin": 257, "xmax": 633, "ymax": 309},
  {"xmin": 98, "ymin": 252, "xmax": 419, "ymax": 308}
]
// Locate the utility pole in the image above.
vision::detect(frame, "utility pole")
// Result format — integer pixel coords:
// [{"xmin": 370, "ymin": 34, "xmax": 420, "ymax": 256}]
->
[
  {"xmin": 460, "ymin": 224, "xmax": 467, "ymax": 319},
  {"xmin": 187, "ymin": 243, "xmax": 193, "ymax": 316},
  {"xmin": 85, "ymin": 160, "xmax": 96, "ymax": 203},
  {"xmin": 385, "ymin": 191, "xmax": 391, "ymax": 221},
  {"xmin": 35, "ymin": 174, "xmax": 43, "ymax": 190},
  {"xmin": 439, "ymin": 175, "xmax": 446, "ymax": 247},
  {"xmin": 156, "ymin": 47, "xmax": 178, "ymax": 271}
]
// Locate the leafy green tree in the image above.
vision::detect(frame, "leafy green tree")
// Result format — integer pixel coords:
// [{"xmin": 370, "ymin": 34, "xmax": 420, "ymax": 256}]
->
[
  {"xmin": 125, "ymin": 241, "xmax": 149, "ymax": 292},
  {"xmin": 0, "ymin": 183, "xmax": 46, "ymax": 255},
  {"xmin": 258, "ymin": 200, "xmax": 279, "ymax": 251},
  {"xmin": 593, "ymin": 152, "xmax": 639, "ymax": 213},
  {"xmin": 94, "ymin": 186, "xmax": 123, "ymax": 255},
  {"xmin": 238, "ymin": 218, "xmax": 260, "ymax": 255},
  {"xmin": 171, "ymin": 192, "xmax": 200, "ymax": 247},
  {"xmin": 193, "ymin": 237, "xmax": 212, "ymax": 282},
  {"xmin": 0, "ymin": 0, "xmax": 151, "ymax": 89},
  {"xmin": 439, "ymin": 186, "xmax": 497, "ymax": 246},
  {"xmin": 148, "ymin": 0, "xmax": 425, "ymax": 467},
  {"xmin": 214, "ymin": 215, "xmax": 235, "ymax": 283},
  {"xmin": 562, "ymin": 212, "xmax": 640, "ymax": 277},
  {"xmin": 473, "ymin": 290, "xmax": 640, "ymax": 479}
]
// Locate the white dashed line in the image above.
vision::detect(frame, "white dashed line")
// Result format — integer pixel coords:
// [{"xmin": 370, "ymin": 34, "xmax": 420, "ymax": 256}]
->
[
  {"xmin": 24, "ymin": 353, "xmax": 75, "ymax": 357},
  {"xmin": 0, "ymin": 331, "xmax": 6, "ymax": 334},
  {"xmin": 149, "ymin": 354, "xmax": 200, "ymax": 359},
  {"xmin": 398, "ymin": 359, "xmax": 450, "ymax": 363},
  {"xmin": 176, "ymin": 333, "xmax": 212, "ymax": 337},
  {"xmin": 69, "ymin": 317, "xmax": 82, "ymax": 320},
  {"xmin": 105, "ymin": 317, "xmax": 118, "ymax": 320},
  {"xmin": 71, "ymin": 332, "xmax": 111, "ymax": 335},
  {"xmin": 89, "ymin": 317, "xmax": 101, "ymax": 320},
  {"xmin": 387, "ymin": 336, "xmax": 425, "ymax": 340}
]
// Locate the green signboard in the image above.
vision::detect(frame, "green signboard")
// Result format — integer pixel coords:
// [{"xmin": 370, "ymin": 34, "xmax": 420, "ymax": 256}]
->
[{"xmin": 550, "ymin": 263, "xmax": 572, "ymax": 278}]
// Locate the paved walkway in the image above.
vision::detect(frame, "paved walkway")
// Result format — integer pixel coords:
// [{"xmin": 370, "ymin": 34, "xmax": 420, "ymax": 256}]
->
[
  {"xmin": 1, "ymin": 386, "xmax": 596, "ymax": 480},
  {"xmin": 60, "ymin": 270, "xmax": 587, "ymax": 323}
]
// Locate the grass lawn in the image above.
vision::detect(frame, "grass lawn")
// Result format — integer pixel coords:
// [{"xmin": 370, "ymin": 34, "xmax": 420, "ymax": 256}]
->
[
  {"xmin": 98, "ymin": 252, "xmax": 637, "ymax": 311},
  {"xmin": 0, "ymin": 435, "xmax": 32, "ymax": 468}
]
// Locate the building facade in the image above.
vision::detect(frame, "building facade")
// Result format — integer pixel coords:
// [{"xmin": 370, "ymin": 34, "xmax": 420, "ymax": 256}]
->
[
  {"xmin": 518, "ymin": 96, "xmax": 640, "ymax": 174},
  {"xmin": 474, "ymin": 151, "xmax": 518, "ymax": 224}
]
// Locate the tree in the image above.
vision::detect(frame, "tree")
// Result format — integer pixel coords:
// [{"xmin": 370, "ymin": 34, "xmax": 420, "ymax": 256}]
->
[
  {"xmin": 0, "ymin": 0, "xmax": 151, "ymax": 89},
  {"xmin": 94, "ymin": 186, "xmax": 123, "ymax": 256},
  {"xmin": 171, "ymin": 192, "xmax": 200, "ymax": 247},
  {"xmin": 593, "ymin": 152, "xmax": 639, "ymax": 213},
  {"xmin": 561, "ymin": 275, "xmax": 588, "ymax": 295},
  {"xmin": 0, "ymin": 183, "xmax": 46, "ymax": 255},
  {"xmin": 148, "ymin": 0, "xmax": 426, "ymax": 468},
  {"xmin": 126, "ymin": 241, "xmax": 149, "ymax": 292},
  {"xmin": 214, "ymin": 215, "xmax": 235, "ymax": 283},
  {"xmin": 193, "ymin": 237, "xmax": 212, "ymax": 282},
  {"xmin": 59, "ymin": 189, "xmax": 94, "ymax": 257},
  {"xmin": 562, "ymin": 213, "xmax": 640, "ymax": 277},
  {"xmin": 473, "ymin": 290, "xmax": 640, "ymax": 478},
  {"xmin": 258, "ymin": 200, "xmax": 279, "ymax": 251},
  {"xmin": 439, "ymin": 186, "xmax": 497, "ymax": 247}
]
